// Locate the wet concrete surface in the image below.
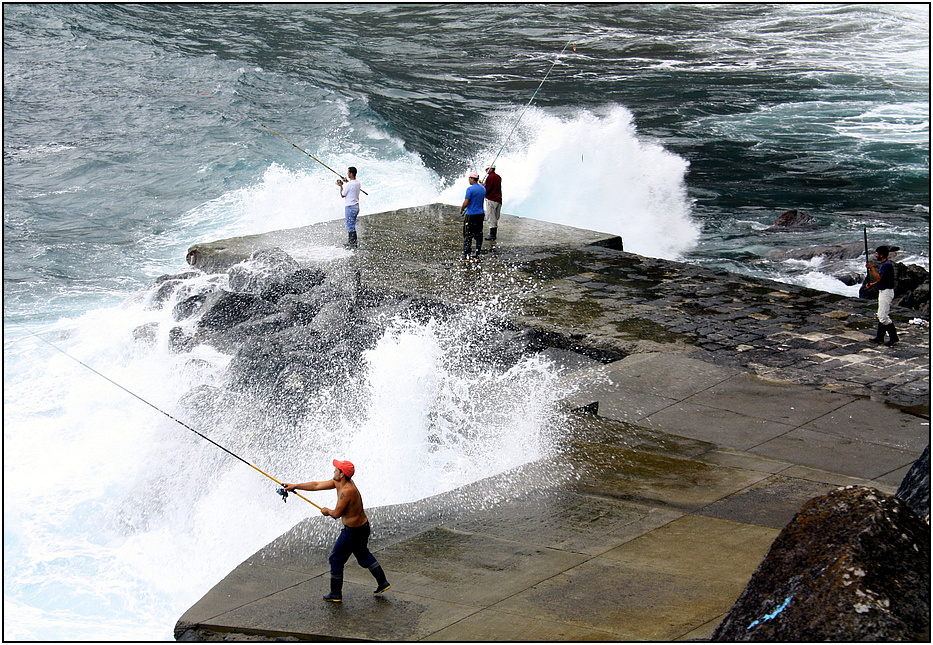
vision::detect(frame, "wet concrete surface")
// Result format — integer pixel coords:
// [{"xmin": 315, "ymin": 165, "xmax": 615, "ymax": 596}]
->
[{"xmin": 177, "ymin": 205, "xmax": 929, "ymax": 641}]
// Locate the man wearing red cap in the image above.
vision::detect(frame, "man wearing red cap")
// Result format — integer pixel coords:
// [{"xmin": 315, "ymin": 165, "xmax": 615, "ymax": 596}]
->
[{"xmin": 283, "ymin": 460, "xmax": 390, "ymax": 602}]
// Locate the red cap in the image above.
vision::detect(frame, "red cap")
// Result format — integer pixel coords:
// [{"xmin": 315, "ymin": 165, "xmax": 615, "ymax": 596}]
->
[{"xmin": 333, "ymin": 459, "xmax": 355, "ymax": 478}]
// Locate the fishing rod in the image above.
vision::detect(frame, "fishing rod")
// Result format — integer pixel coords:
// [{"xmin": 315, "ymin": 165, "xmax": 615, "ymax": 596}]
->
[
  {"xmin": 863, "ymin": 226, "xmax": 872, "ymax": 289},
  {"xmin": 484, "ymin": 39, "xmax": 576, "ymax": 173},
  {"xmin": 13, "ymin": 324, "xmax": 323, "ymax": 510},
  {"xmin": 198, "ymin": 90, "xmax": 368, "ymax": 195}
]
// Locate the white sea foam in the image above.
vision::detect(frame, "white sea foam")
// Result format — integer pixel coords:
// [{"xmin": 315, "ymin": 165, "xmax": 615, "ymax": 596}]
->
[
  {"xmin": 3, "ymin": 277, "xmax": 565, "ymax": 640},
  {"xmin": 439, "ymin": 105, "xmax": 700, "ymax": 260}
]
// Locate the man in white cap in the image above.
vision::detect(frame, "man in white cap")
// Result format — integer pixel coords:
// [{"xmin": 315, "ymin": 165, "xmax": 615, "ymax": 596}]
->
[
  {"xmin": 459, "ymin": 171, "xmax": 486, "ymax": 259},
  {"xmin": 283, "ymin": 459, "xmax": 391, "ymax": 602},
  {"xmin": 481, "ymin": 164, "xmax": 502, "ymax": 241}
]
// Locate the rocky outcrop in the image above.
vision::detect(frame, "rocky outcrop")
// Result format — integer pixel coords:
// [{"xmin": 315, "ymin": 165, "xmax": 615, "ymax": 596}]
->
[
  {"xmin": 137, "ymin": 247, "xmax": 586, "ymax": 426},
  {"xmin": 712, "ymin": 486, "xmax": 930, "ymax": 642},
  {"xmin": 765, "ymin": 240, "xmax": 865, "ymax": 262},
  {"xmin": 768, "ymin": 209, "xmax": 816, "ymax": 229},
  {"xmin": 896, "ymin": 444, "xmax": 930, "ymax": 523}
]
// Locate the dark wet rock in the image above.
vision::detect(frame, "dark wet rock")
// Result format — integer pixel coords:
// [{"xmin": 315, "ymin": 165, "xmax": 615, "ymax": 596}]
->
[
  {"xmin": 896, "ymin": 444, "xmax": 930, "ymax": 523},
  {"xmin": 169, "ymin": 326, "xmax": 197, "ymax": 353},
  {"xmin": 766, "ymin": 240, "xmax": 864, "ymax": 262},
  {"xmin": 197, "ymin": 292, "xmax": 278, "ymax": 331},
  {"xmin": 133, "ymin": 322, "xmax": 159, "ymax": 346},
  {"xmin": 712, "ymin": 486, "xmax": 930, "ymax": 642},
  {"xmin": 174, "ymin": 291, "xmax": 217, "ymax": 322},
  {"xmin": 227, "ymin": 247, "xmax": 301, "ymax": 295},
  {"xmin": 260, "ymin": 267, "xmax": 326, "ymax": 302},
  {"xmin": 769, "ymin": 209, "xmax": 815, "ymax": 229}
]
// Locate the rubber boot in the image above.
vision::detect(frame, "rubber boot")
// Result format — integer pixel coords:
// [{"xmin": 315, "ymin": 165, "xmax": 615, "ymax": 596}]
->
[
  {"xmin": 870, "ymin": 323, "xmax": 885, "ymax": 343},
  {"xmin": 323, "ymin": 576, "xmax": 342, "ymax": 602},
  {"xmin": 485, "ymin": 227, "xmax": 497, "ymax": 241},
  {"xmin": 369, "ymin": 563, "xmax": 391, "ymax": 595},
  {"xmin": 884, "ymin": 324, "xmax": 899, "ymax": 347},
  {"xmin": 345, "ymin": 231, "xmax": 358, "ymax": 249},
  {"xmin": 462, "ymin": 235, "xmax": 472, "ymax": 260}
]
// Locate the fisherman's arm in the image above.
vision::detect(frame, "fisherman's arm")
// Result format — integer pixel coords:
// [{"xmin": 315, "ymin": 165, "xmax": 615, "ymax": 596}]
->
[
  {"xmin": 866, "ymin": 262, "xmax": 882, "ymax": 287},
  {"xmin": 459, "ymin": 198, "xmax": 470, "ymax": 215},
  {"xmin": 323, "ymin": 490, "xmax": 351, "ymax": 519},
  {"xmin": 283, "ymin": 480, "xmax": 336, "ymax": 492}
]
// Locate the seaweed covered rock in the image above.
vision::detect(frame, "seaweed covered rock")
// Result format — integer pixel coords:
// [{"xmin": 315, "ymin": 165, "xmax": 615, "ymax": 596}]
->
[
  {"xmin": 712, "ymin": 486, "xmax": 930, "ymax": 642},
  {"xmin": 896, "ymin": 444, "xmax": 930, "ymax": 523}
]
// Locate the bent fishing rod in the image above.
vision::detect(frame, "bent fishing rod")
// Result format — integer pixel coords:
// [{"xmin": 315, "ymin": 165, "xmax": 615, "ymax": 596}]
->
[
  {"xmin": 485, "ymin": 38, "xmax": 576, "ymax": 173},
  {"xmin": 198, "ymin": 90, "xmax": 368, "ymax": 195},
  {"xmin": 14, "ymin": 324, "xmax": 322, "ymax": 510}
]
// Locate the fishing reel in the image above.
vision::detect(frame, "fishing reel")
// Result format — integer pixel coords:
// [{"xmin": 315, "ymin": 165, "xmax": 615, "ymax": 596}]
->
[{"xmin": 276, "ymin": 486, "xmax": 289, "ymax": 502}]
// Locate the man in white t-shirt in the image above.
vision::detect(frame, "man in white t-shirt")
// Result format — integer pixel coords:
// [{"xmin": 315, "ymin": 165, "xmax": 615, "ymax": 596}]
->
[{"xmin": 336, "ymin": 167, "xmax": 361, "ymax": 249}]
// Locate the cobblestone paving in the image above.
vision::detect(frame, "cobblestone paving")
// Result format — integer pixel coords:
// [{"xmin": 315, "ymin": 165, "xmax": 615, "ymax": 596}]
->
[{"xmin": 504, "ymin": 245, "xmax": 930, "ymax": 411}]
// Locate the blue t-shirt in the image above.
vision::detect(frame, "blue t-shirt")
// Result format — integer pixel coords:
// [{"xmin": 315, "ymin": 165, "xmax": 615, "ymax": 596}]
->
[{"xmin": 464, "ymin": 183, "xmax": 486, "ymax": 215}]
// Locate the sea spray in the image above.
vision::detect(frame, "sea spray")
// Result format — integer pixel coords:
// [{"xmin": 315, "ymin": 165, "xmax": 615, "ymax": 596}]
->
[
  {"xmin": 3, "ymin": 257, "xmax": 570, "ymax": 640},
  {"xmin": 441, "ymin": 105, "xmax": 701, "ymax": 260}
]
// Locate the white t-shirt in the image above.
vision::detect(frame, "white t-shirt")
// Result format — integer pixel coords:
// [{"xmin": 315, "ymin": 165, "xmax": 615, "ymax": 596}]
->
[{"xmin": 342, "ymin": 179, "xmax": 361, "ymax": 206}]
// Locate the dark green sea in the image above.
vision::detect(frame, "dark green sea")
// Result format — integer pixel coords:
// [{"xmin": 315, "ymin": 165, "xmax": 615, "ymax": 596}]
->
[{"xmin": 4, "ymin": 3, "xmax": 928, "ymax": 639}]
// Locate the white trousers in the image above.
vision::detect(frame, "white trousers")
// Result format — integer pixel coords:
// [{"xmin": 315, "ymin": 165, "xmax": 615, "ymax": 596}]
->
[
  {"xmin": 876, "ymin": 288, "xmax": 894, "ymax": 325},
  {"xmin": 484, "ymin": 199, "xmax": 502, "ymax": 228}
]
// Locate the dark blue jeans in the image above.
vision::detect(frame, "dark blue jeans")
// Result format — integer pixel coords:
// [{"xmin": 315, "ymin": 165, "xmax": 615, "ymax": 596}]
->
[{"xmin": 330, "ymin": 522, "xmax": 377, "ymax": 580}]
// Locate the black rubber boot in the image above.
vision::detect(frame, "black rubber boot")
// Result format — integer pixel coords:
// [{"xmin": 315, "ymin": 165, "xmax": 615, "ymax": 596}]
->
[
  {"xmin": 870, "ymin": 323, "xmax": 885, "ymax": 343},
  {"xmin": 323, "ymin": 576, "xmax": 342, "ymax": 602},
  {"xmin": 884, "ymin": 324, "xmax": 899, "ymax": 346},
  {"xmin": 370, "ymin": 564, "xmax": 391, "ymax": 595},
  {"xmin": 345, "ymin": 231, "xmax": 358, "ymax": 249},
  {"xmin": 485, "ymin": 227, "xmax": 497, "ymax": 241}
]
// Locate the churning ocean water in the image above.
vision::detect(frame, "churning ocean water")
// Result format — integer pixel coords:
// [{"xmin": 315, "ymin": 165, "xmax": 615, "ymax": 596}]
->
[{"xmin": 3, "ymin": 4, "xmax": 929, "ymax": 640}]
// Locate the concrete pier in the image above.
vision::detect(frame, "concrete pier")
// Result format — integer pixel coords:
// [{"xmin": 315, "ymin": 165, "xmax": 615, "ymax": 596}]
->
[{"xmin": 177, "ymin": 204, "xmax": 928, "ymax": 641}]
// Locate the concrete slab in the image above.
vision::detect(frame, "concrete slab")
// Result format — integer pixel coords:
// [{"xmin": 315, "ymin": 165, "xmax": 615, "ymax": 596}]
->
[
  {"xmin": 603, "ymin": 353, "xmax": 741, "ymax": 399},
  {"xmin": 799, "ymin": 398, "xmax": 931, "ymax": 452},
  {"xmin": 750, "ymin": 427, "xmax": 923, "ymax": 480},
  {"xmin": 684, "ymin": 373, "xmax": 855, "ymax": 426},
  {"xmin": 696, "ymin": 474, "xmax": 842, "ymax": 529},
  {"xmin": 695, "ymin": 448, "xmax": 795, "ymax": 475},
  {"xmin": 177, "ymin": 561, "xmax": 317, "ymax": 626},
  {"xmin": 443, "ymin": 489, "xmax": 683, "ymax": 556},
  {"xmin": 568, "ymin": 442, "xmax": 770, "ymax": 512},
  {"xmin": 490, "ymin": 553, "xmax": 755, "ymax": 641},
  {"xmin": 641, "ymin": 400, "xmax": 798, "ymax": 451},
  {"xmin": 370, "ymin": 527, "xmax": 588, "ymax": 607},
  {"xmin": 199, "ymin": 578, "xmax": 479, "ymax": 642},
  {"xmin": 427, "ymin": 607, "xmax": 618, "ymax": 641},
  {"xmin": 600, "ymin": 515, "xmax": 780, "ymax": 586}
]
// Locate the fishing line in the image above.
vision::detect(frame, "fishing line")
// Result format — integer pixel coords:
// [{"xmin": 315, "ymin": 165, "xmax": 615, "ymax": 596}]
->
[
  {"xmin": 12, "ymin": 323, "xmax": 323, "ymax": 510},
  {"xmin": 485, "ymin": 38, "xmax": 576, "ymax": 172},
  {"xmin": 198, "ymin": 90, "xmax": 369, "ymax": 195}
]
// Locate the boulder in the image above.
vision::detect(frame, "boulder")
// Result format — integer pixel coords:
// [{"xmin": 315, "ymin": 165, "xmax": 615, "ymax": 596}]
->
[
  {"xmin": 769, "ymin": 209, "xmax": 815, "ymax": 229},
  {"xmin": 712, "ymin": 486, "xmax": 930, "ymax": 642},
  {"xmin": 227, "ymin": 247, "xmax": 301, "ymax": 295},
  {"xmin": 896, "ymin": 444, "xmax": 930, "ymax": 523},
  {"xmin": 196, "ymin": 292, "xmax": 277, "ymax": 331}
]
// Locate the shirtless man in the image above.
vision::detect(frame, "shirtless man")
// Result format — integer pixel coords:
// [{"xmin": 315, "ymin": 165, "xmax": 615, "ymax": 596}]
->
[{"xmin": 283, "ymin": 460, "xmax": 390, "ymax": 602}]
